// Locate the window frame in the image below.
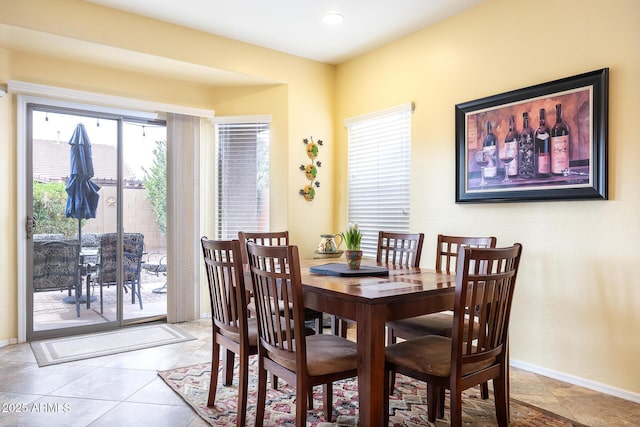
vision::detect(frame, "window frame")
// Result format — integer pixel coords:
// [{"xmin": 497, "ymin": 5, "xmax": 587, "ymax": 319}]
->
[
  {"xmin": 344, "ymin": 103, "xmax": 414, "ymax": 257},
  {"xmin": 214, "ymin": 116, "xmax": 271, "ymax": 240}
]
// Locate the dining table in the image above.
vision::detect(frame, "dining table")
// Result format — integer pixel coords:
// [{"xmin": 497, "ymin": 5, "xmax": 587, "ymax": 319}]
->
[{"xmin": 300, "ymin": 258, "xmax": 458, "ymax": 427}]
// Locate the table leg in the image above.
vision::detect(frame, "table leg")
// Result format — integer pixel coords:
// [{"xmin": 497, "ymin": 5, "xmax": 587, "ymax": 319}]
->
[{"xmin": 356, "ymin": 303, "xmax": 386, "ymax": 427}]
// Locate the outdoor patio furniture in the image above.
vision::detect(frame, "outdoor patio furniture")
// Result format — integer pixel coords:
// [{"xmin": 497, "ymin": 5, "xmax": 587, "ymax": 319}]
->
[
  {"xmin": 32, "ymin": 240, "xmax": 82, "ymax": 317},
  {"xmin": 91, "ymin": 233, "xmax": 145, "ymax": 314},
  {"xmin": 33, "ymin": 233, "xmax": 65, "ymax": 241},
  {"xmin": 142, "ymin": 251, "xmax": 167, "ymax": 293}
]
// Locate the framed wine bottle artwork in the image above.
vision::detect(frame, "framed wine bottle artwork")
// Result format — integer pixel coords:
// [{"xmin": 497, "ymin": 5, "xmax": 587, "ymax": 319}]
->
[{"xmin": 455, "ymin": 68, "xmax": 608, "ymax": 203}]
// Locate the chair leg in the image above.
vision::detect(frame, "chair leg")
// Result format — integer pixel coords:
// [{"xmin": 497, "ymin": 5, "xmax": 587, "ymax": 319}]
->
[
  {"xmin": 386, "ymin": 326, "xmax": 397, "ymax": 346},
  {"xmin": 308, "ymin": 385, "xmax": 314, "ymax": 409},
  {"xmin": 426, "ymin": 383, "xmax": 437, "ymax": 422},
  {"xmin": 132, "ymin": 280, "xmax": 143, "ymax": 309},
  {"xmin": 337, "ymin": 318, "xmax": 348, "ymax": 338},
  {"xmin": 388, "ymin": 369, "xmax": 397, "ymax": 395},
  {"xmin": 386, "ymin": 327, "xmax": 397, "ymax": 393},
  {"xmin": 331, "ymin": 315, "xmax": 340, "ymax": 336},
  {"xmin": 493, "ymin": 372, "xmax": 509, "ymax": 427},
  {"xmin": 437, "ymin": 386, "xmax": 445, "ymax": 419},
  {"xmin": 86, "ymin": 274, "xmax": 91, "ymax": 309},
  {"xmin": 207, "ymin": 340, "xmax": 220, "ymax": 407},
  {"xmin": 481, "ymin": 381, "xmax": 489, "ymax": 399},
  {"xmin": 75, "ymin": 291, "xmax": 80, "ymax": 317},
  {"xmin": 296, "ymin": 380, "xmax": 309, "ymax": 427},
  {"xmin": 255, "ymin": 357, "xmax": 268, "ymax": 427},
  {"xmin": 236, "ymin": 350, "xmax": 249, "ymax": 427},
  {"xmin": 450, "ymin": 388, "xmax": 463, "ymax": 427},
  {"xmin": 323, "ymin": 382, "xmax": 333, "ymax": 422},
  {"xmin": 223, "ymin": 348, "xmax": 234, "ymax": 386},
  {"xmin": 383, "ymin": 367, "xmax": 391, "ymax": 425}
]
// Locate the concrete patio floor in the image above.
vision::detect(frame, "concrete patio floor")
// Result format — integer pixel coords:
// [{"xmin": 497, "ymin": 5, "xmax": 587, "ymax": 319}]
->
[{"xmin": 33, "ymin": 270, "xmax": 167, "ymax": 331}]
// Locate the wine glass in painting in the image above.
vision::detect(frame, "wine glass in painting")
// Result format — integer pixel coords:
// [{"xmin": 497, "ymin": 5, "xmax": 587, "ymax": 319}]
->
[
  {"xmin": 499, "ymin": 144, "xmax": 516, "ymax": 183},
  {"xmin": 474, "ymin": 150, "xmax": 489, "ymax": 186}
]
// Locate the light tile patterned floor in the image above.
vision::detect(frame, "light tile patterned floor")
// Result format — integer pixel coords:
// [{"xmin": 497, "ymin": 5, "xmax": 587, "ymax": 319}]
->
[{"xmin": 0, "ymin": 319, "xmax": 638, "ymax": 426}]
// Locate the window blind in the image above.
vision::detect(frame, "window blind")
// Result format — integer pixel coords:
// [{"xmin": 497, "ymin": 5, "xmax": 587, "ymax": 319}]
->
[
  {"xmin": 345, "ymin": 103, "xmax": 413, "ymax": 257},
  {"xmin": 216, "ymin": 121, "xmax": 270, "ymax": 239}
]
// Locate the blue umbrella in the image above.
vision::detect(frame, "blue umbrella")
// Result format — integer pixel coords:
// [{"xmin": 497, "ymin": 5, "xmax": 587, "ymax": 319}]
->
[
  {"xmin": 65, "ymin": 123, "xmax": 100, "ymax": 225},
  {"xmin": 64, "ymin": 123, "xmax": 100, "ymax": 304}
]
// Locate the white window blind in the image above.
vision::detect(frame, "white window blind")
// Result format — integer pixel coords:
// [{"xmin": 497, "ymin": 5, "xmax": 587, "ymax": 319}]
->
[
  {"xmin": 345, "ymin": 103, "xmax": 413, "ymax": 257},
  {"xmin": 216, "ymin": 121, "xmax": 270, "ymax": 239}
]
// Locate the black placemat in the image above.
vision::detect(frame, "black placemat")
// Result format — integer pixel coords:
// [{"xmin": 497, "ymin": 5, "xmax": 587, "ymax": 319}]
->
[{"xmin": 309, "ymin": 262, "xmax": 389, "ymax": 277}]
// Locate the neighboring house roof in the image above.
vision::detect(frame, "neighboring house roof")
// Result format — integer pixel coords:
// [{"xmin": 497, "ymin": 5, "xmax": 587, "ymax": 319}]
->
[{"xmin": 33, "ymin": 139, "xmax": 139, "ymax": 184}]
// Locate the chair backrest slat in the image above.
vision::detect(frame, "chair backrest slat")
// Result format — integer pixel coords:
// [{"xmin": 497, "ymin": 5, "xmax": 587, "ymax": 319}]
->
[{"xmin": 376, "ymin": 231, "xmax": 424, "ymax": 267}]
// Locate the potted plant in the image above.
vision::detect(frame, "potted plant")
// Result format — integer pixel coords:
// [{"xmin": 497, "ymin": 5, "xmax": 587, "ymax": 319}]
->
[{"xmin": 340, "ymin": 223, "xmax": 363, "ymax": 269}]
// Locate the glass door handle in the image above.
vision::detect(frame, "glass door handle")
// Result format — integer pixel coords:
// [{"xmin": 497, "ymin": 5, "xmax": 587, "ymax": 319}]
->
[{"xmin": 26, "ymin": 216, "xmax": 37, "ymax": 239}]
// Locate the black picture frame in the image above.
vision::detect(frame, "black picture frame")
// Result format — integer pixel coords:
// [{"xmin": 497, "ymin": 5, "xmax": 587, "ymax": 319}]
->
[{"xmin": 455, "ymin": 68, "xmax": 608, "ymax": 203}]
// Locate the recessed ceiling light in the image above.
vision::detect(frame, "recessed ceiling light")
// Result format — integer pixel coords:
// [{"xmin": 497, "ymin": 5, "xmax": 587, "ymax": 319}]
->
[{"xmin": 323, "ymin": 12, "xmax": 344, "ymax": 26}]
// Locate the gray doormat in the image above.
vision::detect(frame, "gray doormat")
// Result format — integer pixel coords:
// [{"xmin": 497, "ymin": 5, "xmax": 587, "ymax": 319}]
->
[{"xmin": 30, "ymin": 323, "xmax": 195, "ymax": 367}]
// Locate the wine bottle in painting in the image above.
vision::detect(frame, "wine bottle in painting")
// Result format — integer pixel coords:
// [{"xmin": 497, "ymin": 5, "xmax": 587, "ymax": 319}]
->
[
  {"xmin": 518, "ymin": 112, "xmax": 535, "ymax": 178},
  {"xmin": 534, "ymin": 108, "xmax": 551, "ymax": 177},
  {"xmin": 551, "ymin": 103, "xmax": 570, "ymax": 175},
  {"xmin": 482, "ymin": 121, "xmax": 498, "ymax": 179},
  {"xmin": 504, "ymin": 115, "xmax": 519, "ymax": 177}
]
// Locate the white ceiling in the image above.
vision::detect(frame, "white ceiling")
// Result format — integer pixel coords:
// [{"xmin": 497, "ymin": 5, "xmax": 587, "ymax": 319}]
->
[{"xmin": 86, "ymin": 0, "xmax": 485, "ymax": 65}]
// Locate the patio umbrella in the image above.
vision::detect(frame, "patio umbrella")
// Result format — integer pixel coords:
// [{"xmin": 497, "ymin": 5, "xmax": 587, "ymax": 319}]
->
[
  {"xmin": 64, "ymin": 123, "xmax": 100, "ymax": 304},
  {"xmin": 65, "ymin": 123, "xmax": 100, "ymax": 232}
]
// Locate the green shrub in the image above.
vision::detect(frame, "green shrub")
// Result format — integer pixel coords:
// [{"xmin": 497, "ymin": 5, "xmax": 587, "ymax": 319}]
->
[
  {"xmin": 32, "ymin": 181, "xmax": 79, "ymax": 237},
  {"xmin": 142, "ymin": 140, "xmax": 167, "ymax": 235}
]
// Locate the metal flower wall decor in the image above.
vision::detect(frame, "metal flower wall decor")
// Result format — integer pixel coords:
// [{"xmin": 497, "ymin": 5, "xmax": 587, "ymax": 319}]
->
[{"xmin": 299, "ymin": 136, "xmax": 322, "ymax": 201}]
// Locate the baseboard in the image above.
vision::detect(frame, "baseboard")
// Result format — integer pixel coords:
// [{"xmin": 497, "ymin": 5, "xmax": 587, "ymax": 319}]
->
[
  {"xmin": 0, "ymin": 338, "xmax": 18, "ymax": 348},
  {"xmin": 511, "ymin": 358, "xmax": 640, "ymax": 404}
]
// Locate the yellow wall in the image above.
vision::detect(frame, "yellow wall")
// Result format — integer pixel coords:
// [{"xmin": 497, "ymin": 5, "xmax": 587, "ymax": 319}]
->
[
  {"xmin": 335, "ymin": 0, "xmax": 640, "ymax": 397},
  {"xmin": 1, "ymin": 0, "xmax": 638, "ymax": 401},
  {"xmin": 0, "ymin": 48, "xmax": 18, "ymax": 345},
  {"xmin": 0, "ymin": 0, "xmax": 335, "ymax": 339}
]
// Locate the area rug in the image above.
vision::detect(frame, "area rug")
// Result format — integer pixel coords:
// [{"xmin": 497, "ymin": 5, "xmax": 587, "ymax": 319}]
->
[
  {"xmin": 158, "ymin": 361, "xmax": 587, "ymax": 426},
  {"xmin": 31, "ymin": 323, "xmax": 195, "ymax": 366}
]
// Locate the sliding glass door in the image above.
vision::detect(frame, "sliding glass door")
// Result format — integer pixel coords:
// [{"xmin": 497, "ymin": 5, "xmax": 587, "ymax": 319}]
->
[{"xmin": 27, "ymin": 104, "xmax": 167, "ymax": 340}]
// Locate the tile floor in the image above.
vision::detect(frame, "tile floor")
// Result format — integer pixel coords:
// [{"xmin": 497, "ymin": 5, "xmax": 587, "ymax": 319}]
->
[{"xmin": 0, "ymin": 319, "xmax": 638, "ymax": 426}]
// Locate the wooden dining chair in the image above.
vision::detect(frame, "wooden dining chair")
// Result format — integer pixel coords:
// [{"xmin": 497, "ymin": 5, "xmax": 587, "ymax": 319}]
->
[
  {"xmin": 332, "ymin": 231, "xmax": 425, "ymax": 337},
  {"xmin": 201, "ymin": 237, "xmax": 256, "ymax": 427},
  {"xmin": 383, "ymin": 243, "xmax": 523, "ymax": 427},
  {"xmin": 238, "ymin": 231, "xmax": 289, "ymax": 264},
  {"xmin": 386, "ymin": 234, "xmax": 496, "ymax": 394},
  {"xmin": 376, "ymin": 231, "xmax": 425, "ymax": 267},
  {"xmin": 239, "ymin": 230, "xmax": 324, "ymax": 335},
  {"xmin": 247, "ymin": 242, "xmax": 358, "ymax": 426}
]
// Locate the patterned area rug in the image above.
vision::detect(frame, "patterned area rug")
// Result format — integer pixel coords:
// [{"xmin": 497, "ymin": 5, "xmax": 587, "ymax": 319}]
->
[
  {"xmin": 31, "ymin": 324, "xmax": 195, "ymax": 366},
  {"xmin": 158, "ymin": 361, "xmax": 586, "ymax": 426}
]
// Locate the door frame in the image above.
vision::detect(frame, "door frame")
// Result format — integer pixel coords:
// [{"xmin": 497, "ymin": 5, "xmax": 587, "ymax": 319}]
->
[{"xmin": 13, "ymin": 82, "xmax": 209, "ymax": 342}]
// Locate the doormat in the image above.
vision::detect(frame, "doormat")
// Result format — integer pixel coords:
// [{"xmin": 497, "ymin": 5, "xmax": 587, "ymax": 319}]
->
[
  {"xmin": 31, "ymin": 323, "xmax": 195, "ymax": 367},
  {"xmin": 159, "ymin": 361, "xmax": 589, "ymax": 427}
]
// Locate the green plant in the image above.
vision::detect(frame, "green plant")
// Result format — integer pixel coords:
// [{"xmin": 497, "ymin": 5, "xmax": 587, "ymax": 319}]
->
[
  {"xmin": 340, "ymin": 223, "xmax": 362, "ymax": 251},
  {"xmin": 142, "ymin": 140, "xmax": 167, "ymax": 234},
  {"xmin": 32, "ymin": 181, "xmax": 78, "ymax": 236}
]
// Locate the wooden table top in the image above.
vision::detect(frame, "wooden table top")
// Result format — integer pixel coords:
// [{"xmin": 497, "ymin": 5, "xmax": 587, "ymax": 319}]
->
[{"xmin": 301, "ymin": 258, "xmax": 457, "ymax": 302}]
